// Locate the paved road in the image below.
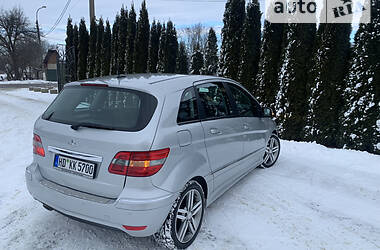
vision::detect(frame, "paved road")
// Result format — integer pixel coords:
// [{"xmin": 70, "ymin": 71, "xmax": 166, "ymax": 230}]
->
[{"xmin": 0, "ymin": 83, "xmax": 57, "ymax": 89}]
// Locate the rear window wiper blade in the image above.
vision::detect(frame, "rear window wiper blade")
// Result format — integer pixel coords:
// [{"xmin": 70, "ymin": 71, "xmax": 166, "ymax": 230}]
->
[
  {"xmin": 45, "ymin": 112, "xmax": 54, "ymax": 121},
  {"xmin": 70, "ymin": 122, "xmax": 116, "ymax": 131}
]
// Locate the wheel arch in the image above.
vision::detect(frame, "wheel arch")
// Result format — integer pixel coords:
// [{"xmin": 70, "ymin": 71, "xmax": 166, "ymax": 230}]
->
[{"xmin": 190, "ymin": 176, "xmax": 208, "ymax": 200}]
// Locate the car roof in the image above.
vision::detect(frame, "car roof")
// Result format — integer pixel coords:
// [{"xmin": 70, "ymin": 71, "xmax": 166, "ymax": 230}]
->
[{"xmin": 65, "ymin": 73, "xmax": 239, "ymax": 96}]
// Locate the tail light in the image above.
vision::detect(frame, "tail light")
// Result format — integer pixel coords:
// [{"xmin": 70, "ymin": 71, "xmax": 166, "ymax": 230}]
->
[
  {"xmin": 33, "ymin": 134, "xmax": 45, "ymax": 157},
  {"xmin": 108, "ymin": 148, "xmax": 170, "ymax": 177},
  {"xmin": 108, "ymin": 152, "xmax": 131, "ymax": 175}
]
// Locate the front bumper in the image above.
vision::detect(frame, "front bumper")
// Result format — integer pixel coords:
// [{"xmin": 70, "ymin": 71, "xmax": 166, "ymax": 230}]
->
[{"xmin": 25, "ymin": 162, "xmax": 177, "ymax": 237}]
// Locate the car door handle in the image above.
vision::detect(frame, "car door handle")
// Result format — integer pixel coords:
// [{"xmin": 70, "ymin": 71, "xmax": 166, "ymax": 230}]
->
[
  {"xmin": 210, "ymin": 128, "xmax": 222, "ymax": 135},
  {"xmin": 243, "ymin": 123, "xmax": 249, "ymax": 130}
]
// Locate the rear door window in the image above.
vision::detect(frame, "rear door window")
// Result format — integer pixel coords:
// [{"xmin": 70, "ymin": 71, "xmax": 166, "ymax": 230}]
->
[
  {"xmin": 177, "ymin": 87, "xmax": 199, "ymax": 124},
  {"xmin": 42, "ymin": 86, "xmax": 158, "ymax": 131},
  {"xmin": 196, "ymin": 82, "xmax": 233, "ymax": 120}
]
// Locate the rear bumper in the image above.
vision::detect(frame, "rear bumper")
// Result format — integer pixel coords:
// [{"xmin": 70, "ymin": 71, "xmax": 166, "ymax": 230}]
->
[{"xmin": 25, "ymin": 162, "xmax": 177, "ymax": 237}]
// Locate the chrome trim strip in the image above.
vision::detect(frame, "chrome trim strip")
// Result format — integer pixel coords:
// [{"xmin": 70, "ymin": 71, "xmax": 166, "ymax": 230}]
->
[
  {"xmin": 211, "ymin": 147, "xmax": 265, "ymax": 175},
  {"xmin": 40, "ymin": 178, "xmax": 114, "ymax": 204},
  {"xmin": 48, "ymin": 146, "xmax": 103, "ymax": 163},
  {"xmin": 246, "ymin": 130, "xmax": 268, "ymax": 134}
]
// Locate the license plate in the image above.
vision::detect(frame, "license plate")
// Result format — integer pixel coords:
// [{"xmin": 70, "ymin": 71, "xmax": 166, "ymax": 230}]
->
[{"xmin": 53, "ymin": 155, "xmax": 96, "ymax": 179}]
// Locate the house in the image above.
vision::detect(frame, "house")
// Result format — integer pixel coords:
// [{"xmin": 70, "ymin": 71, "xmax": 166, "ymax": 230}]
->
[{"xmin": 43, "ymin": 49, "xmax": 59, "ymax": 81}]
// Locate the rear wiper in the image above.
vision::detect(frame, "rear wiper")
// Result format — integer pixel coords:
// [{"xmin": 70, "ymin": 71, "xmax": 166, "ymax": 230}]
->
[
  {"xmin": 70, "ymin": 122, "xmax": 116, "ymax": 131},
  {"xmin": 45, "ymin": 112, "xmax": 54, "ymax": 121}
]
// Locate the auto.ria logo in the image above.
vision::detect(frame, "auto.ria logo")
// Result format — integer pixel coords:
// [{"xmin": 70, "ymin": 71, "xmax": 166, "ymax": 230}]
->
[{"xmin": 265, "ymin": 0, "xmax": 371, "ymax": 23}]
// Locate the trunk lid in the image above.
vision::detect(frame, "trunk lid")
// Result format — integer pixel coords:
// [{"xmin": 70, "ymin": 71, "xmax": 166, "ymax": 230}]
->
[{"xmin": 33, "ymin": 85, "xmax": 160, "ymax": 198}]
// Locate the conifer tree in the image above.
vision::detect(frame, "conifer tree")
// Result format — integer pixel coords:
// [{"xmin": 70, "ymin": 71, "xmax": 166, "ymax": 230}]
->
[
  {"xmin": 238, "ymin": 0, "xmax": 261, "ymax": 93},
  {"xmin": 275, "ymin": 23, "xmax": 316, "ymax": 141},
  {"xmin": 176, "ymin": 41, "xmax": 189, "ymax": 74},
  {"xmin": 157, "ymin": 24, "xmax": 167, "ymax": 73},
  {"xmin": 148, "ymin": 20, "xmax": 162, "ymax": 73},
  {"xmin": 65, "ymin": 18, "xmax": 75, "ymax": 81},
  {"xmin": 126, "ymin": 5, "xmax": 137, "ymax": 73},
  {"xmin": 166, "ymin": 21, "xmax": 178, "ymax": 73},
  {"xmin": 157, "ymin": 21, "xmax": 178, "ymax": 73},
  {"xmin": 256, "ymin": 21, "xmax": 285, "ymax": 110},
  {"xmin": 133, "ymin": 1, "xmax": 150, "ymax": 73},
  {"xmin": 219, "ymin": 0, "xmax": 245, "ymax": 80},
  {"xmin": 190, "ymin": 43, "xmax": 204, "ymax": 75},
  {"xmin": 305, "ymin": 23, "xmax": 352, "ymax": 148},
  {"xmin": 203, "ymin": 28, "xmax": 218, "ymax": 75},
  {"xmin": 341, "ymin": 2, "xmax": 380, "ymax": 154},
  {"xmin": 95, "ymin": 17, "xmax": 104, "ymax": 77},
  {"xmin": 111, "ymin": 15, "xmax": 120, "ymax": 75},
  {"xmin": 88, "ymin": 18, "xmax": 97, "ymax": 78},
  {"xmin": 102, "ymin": 20, "xmax": 112, "ymax": 76},
  {"xmin": 66, "ymin": 17, "xmax": 74, "ymax": 54},
  {"xmin": 72, "ymin": 24, "xmax": 79, "ymax": 80},
  {"xmin": 118, "ymin": 7, "xmax": 128, "ymax": 74},
  {"xmin": 78, "ymin": 18, "xmax": 89, "ymax": 80}
]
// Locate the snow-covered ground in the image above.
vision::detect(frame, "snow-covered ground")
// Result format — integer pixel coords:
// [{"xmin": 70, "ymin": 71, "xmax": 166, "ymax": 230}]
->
[
  {"xmin": 0, "ymin": 80, "xmax": 56, "ymax": 85},
  {"xmin": 0, "ymin": 88, "xmax": 379, "ymax": 250}
]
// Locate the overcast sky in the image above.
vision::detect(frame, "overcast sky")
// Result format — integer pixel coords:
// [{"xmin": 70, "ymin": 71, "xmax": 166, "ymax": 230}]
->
[
  {"xmin": 0, "ymin": 0, "xmax": 358, "ymax": 45},
  {"xmin": 0, "ymin": 0, "xmax": 246, "ymax": 44}
]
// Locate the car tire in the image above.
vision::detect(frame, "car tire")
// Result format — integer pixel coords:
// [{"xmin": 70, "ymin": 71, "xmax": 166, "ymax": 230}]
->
[
  {"xmin": 154, "ymin": 181, "xmax": 205, "ymax": 249},
  {"xmin": 261, "ymin": 134, "xmax": 280, "ymax": 168}
]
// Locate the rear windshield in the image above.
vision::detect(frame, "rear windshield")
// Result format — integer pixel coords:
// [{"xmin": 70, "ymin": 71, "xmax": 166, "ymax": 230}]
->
[{"xmin": 42, "ymin": 86, "xmax": 158, "ymax": 132}]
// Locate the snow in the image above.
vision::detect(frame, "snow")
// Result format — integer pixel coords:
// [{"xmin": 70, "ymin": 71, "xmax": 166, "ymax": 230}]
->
[
  {"xmin": 1, "ymin": 89, "xmax": 380, "ymax": 249},
  {"xmin": 0, "ymin": 80, "xmax": 56, "ymax": 85}
]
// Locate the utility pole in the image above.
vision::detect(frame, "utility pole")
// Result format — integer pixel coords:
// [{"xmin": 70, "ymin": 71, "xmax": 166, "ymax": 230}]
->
[
  {"xmin": 36, "ymin": 5, "xmax": 46, "ymax": 80},
  {"xmin": 89, "ymin": 0, "xmax": 95, "ymax": 20},
  {"xmin": 36, "ymin": 6, "xmax": 46, "ymax": 45}
]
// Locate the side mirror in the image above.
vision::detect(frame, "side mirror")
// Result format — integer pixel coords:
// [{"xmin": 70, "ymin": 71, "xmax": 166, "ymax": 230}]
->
[{"xmin": 262, "ymin": 107, "xmax": 273, "ymax": 118}]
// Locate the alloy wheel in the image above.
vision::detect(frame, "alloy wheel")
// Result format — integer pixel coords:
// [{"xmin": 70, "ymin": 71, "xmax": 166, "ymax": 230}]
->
[
  {"xmin": 263, "ymin": 136, "xmax": 280, "ymax": 166},
  {"xmin": 175, "ymin": 189, "xmax": 203, "ymax": 244}
]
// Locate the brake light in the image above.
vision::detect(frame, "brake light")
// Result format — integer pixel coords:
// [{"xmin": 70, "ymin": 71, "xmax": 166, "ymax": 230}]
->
[
  {"xmin": 33, "ymin": 134, "xmax": 45, "ymax": 157},
  {"xmin": 80, "ymin": 83, "xmax": 108, "ymax": 87},
  {"xmin": 108, "ymin": 148, "xmax": 170, "ymax": 177}
]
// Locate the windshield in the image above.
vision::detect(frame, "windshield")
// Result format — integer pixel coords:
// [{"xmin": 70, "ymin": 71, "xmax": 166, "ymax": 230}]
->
[{"xmin": 42, "ymin": 86, "xmax": 158, "ymax": 132}]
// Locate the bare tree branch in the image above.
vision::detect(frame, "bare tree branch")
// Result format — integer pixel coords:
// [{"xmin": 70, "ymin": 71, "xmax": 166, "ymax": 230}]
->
[{"xmin": 0, "ymin": 7, "xmax": 39, "ymax": 79}]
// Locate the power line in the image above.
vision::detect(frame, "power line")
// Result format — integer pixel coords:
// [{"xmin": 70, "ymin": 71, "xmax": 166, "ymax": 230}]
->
[
  {"xmin": 67, "ymin": 0, "xmax": 81, "ymax": 15},
  {"xmin": 46, "ymin": 0, "xmax": 71, "ymax": 35},
  {"xmin": 44, "ymin": 0, "xmax": 72, "ymax": 36}
]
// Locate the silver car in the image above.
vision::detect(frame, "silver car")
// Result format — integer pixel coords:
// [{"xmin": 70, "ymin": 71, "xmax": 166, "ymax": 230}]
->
[{"xmin": 26, "ymin": 74, "xmax": 280, "ymax": 249}]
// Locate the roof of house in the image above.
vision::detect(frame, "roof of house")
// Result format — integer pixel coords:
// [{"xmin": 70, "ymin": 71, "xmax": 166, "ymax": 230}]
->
[{"xmin": 43, "ymin": 49, "xmax": 59, "ymax": 65}]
